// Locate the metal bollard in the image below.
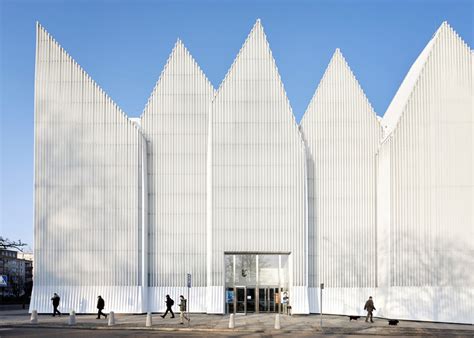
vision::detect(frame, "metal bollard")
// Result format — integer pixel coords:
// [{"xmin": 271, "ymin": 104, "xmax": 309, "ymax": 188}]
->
[
  {"xmin": 146, "ymin": 312, "xmax": 152, "ymax": 327},
  {"xmin": 228, "ymin": 313, "xmax": 235, "ymax": 329},
  {"xmin": 30, "ymin": 310, "xmax": 38, "ymax": 324},
  {"xmin": 274, "ymin": 314, "xmax": 281, "ymax": 329},
  {"xmin": 68, "ymin": 310, "xmax": 76, "ymax": 325},
  {"xmin": 108, "ymin": 311, "xmax": 115, "ymax": 326}
]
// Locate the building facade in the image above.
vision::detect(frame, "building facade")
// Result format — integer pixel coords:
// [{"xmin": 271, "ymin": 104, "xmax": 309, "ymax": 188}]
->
[{"xmin": 31, "ymin": 21, "xmax": 473, "ymax": 324}]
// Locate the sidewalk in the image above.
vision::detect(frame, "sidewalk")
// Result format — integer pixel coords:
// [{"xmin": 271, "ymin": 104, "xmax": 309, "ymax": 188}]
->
[{"xmin": 1, "ymin": 309, "xmax": 473, "ymax": 336}]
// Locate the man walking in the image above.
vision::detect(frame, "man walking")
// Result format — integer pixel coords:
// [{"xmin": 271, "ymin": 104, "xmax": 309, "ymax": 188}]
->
[
  {"xmin": 364, "ymin": 296, "xmax": 376, "ymax": 323},
  {"xmin": 161, "ymin": 295, "xmax": 175, "ymax": 318},
  {"xmin": 178, "ymin": 295, "xmax": 190, "ymax": 324},
  {"xmin": 51, "ymin": 293, "xmax": 61, "ymax": 317},
  {"xmin": 96, "ymin": 295, "xmax": 107, "ymax": 319}
]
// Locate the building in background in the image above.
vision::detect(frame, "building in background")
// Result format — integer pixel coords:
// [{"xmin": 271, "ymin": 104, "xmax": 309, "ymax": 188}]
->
[
  {"xmin": 30, "ymin": 20, "xmax": 473, "ymax": 324},
  {"xmin": 1, "ymin": 250, "xmax": 33, "ymax": 302}
]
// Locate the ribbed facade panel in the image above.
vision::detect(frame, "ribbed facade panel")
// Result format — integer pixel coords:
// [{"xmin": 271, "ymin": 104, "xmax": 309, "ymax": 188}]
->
[
  {"xmin": 32, "ymin": 24, "xmax": 147, "ymax": 313},
  {"xmin": 207, "ymin": 20, "xmax": 308, "ymax": 313},
  {"xmin": 380, "ymin": 23, "xmax": 473, "ymax": 288},
  {"xmin": 300, "ymin": 50, "xmax": 382, "ymax": 288},
  {"xmin": 141, "ymin": 41, "xmax": 214, "ymax": 297}
]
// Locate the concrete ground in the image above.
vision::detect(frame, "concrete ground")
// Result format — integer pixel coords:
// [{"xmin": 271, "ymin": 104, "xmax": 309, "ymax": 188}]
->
[{"xmin": 0, "ymin": 308, "xmax": 473, "ymax": 337}]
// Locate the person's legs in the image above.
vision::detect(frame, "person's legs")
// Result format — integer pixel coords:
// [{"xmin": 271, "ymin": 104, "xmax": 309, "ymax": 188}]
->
[
  {"xmin": 161, "ymin": 308, "xmax": 169, "ymax": 318},
  {"xmin": 180, "ymin": 310, "xmax": 184, "ymax": 324},
  {"xmin": 370, "ymin": 311, "xmax": 374, "ymax": 323},
  {"xmin": 365, "ymin": 311, "xmax": 369, "ymax": 322},
  {"xmin": 97, "ymin": 310, "xmax": 101, "ymax": 319},
  {"xmin": 170, "ymin": 308, "xmax": 175, "ymax": 318}
]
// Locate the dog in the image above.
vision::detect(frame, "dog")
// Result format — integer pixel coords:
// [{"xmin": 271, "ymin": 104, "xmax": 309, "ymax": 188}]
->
[
  {"xmin": 349, "ymin": 315, "xmax": 361, "ymax": 321},
  {"xmin": 388, "ymin": 319, "xmax": 399, "ymax": 326}
]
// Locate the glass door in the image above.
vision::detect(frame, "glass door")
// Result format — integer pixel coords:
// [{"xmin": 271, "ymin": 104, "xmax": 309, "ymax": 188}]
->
[
  {"xmin": 246, "ymin": 288, "xmax": 256, "ymax": 313},
  {"xmin": 236, "ymin": 287, "xmax": 246, "ymax": 313}
]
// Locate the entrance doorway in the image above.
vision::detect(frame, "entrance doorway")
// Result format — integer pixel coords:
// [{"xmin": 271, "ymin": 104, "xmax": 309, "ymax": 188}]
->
[
  {"xmin": 258, "ymin": 287, "xmax": 280, "ymax": 312},
  {"xmin": 227, "ymin": 286, "xmax": 282, "ymax": 314},
  {"xmin": 231, "ymin": 287, "xmax": 256, "ymax": 314},
  {"xmin": 225, "ymin": 253, "xmax": 289, "ymax": 315}
]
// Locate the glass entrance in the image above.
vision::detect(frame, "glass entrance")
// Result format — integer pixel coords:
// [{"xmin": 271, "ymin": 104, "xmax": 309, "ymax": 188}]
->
[
  {"xmin": 225, "ymin": 253, "xmax": 289, "ymax": 314},
  {"xmin": 236, "ymin": 287, "xmax": 245, "ymax": 313},
  {"xmin": 258, "ymin": 287, "xmax": 279, "ymax": 312}
]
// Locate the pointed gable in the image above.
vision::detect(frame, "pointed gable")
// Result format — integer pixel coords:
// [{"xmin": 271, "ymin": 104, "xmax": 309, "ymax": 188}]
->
[
  {"xmin": 300, "ymin": 49, "xmax": 381, "ymax": 288},
  {"xmin": 34, "ymin": 23, "xmax": 146, "ymax": 294},
  {"xmin": 382, "ymin": 22, "xmax": 471, "ymax": 138},
  {"xmin": 208, "ymin": 20, "xmax": 308, "ymax": 313},
  {"xmin": 141, "ymin": 40, "xmax": 214, "ymax": 289},
  {"xmin": 213, "ymin": 19, "xmax": 299, "ymax": 128},
  {"xmin": 379, "ymin": 22, "xmax": 473, "ymax": 287}
]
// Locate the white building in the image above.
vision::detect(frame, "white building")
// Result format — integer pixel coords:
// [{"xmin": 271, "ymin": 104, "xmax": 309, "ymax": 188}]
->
[{"xmin": 31, "ymin": 21, "xmax": 473, "ymax": 324}]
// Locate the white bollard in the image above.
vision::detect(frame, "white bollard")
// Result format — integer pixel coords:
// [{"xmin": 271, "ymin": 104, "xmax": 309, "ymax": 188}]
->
[
  {"xmin": 30, "ymin": 310, "xmax": 38, "ymax": 324},
  {"xmin": 68, "ymin": 310, "xmax": 76, "ymax": 325},
  {"xmin": 228, "ymin": 313, "xmax": 235, "ymax": 329},
  {"xmin": 274, "ymin": 314, "xmax": 281, "ymax": 329},
  {"xmin": 108, "ymin": 311, "xmax": 115, "ymax": 326},
  {"xmin": 146, "ymin": 312, "xmax": 152, "ymax": 327}
]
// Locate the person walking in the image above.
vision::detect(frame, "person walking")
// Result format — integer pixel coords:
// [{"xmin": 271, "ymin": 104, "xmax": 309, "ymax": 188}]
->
[
  {"xmin": 364, "ymin": 296, "xmax": 376, "ymax": 323},
  {"xmin": 161, "ymin": 295, "xmax": 175, "ymax": 318},
  {"xmin": 178, "ymin": 295, "xmax": 190, "ymax": 324},
  {"xmin": 51, "ymin": 293, "xmax": 61, "ymax": 317},
  {"xmin": 282, "ymin": 292, "xmax": 289, "ymax": 315},
  {"xmin": 96, "ymin": 295, "xmax": 107, "ymax": 319}
]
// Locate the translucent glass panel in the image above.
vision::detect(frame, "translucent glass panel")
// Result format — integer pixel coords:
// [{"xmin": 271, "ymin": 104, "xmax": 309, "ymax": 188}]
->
[{"xmin": 225, "ymin": 254, "xmax": 288, "ymax": 287}]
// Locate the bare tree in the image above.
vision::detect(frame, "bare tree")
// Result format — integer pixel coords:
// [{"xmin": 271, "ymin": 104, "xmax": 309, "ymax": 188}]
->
[{"xmin": 0, "ymin": 237, "xmax": 27, "ymax": 251}]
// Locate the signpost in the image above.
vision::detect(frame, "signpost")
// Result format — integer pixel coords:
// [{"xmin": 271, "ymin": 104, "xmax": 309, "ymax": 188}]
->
[
  {"xmin": 320, "ymin": 283, "xmax": 324, "ymax": 327},
  {"xmin": 186, "ymin": 273, "xmax": 191, "ymax": 327}
]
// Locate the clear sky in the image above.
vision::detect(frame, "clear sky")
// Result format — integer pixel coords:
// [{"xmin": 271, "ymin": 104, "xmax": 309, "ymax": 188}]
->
[{"xmin": 0, "ymin": 0, "xmax": 472, "ymax": 249}]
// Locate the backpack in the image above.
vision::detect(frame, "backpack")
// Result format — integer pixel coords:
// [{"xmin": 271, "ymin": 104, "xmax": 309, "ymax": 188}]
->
[{"xmin": 170, "ymin": 298, "xmax": 174, "ymax": 306}]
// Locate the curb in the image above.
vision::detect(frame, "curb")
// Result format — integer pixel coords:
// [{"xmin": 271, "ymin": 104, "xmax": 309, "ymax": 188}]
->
[{"xmin": 0, "ymin": 324, "xmax": 265, "ymax": 333}]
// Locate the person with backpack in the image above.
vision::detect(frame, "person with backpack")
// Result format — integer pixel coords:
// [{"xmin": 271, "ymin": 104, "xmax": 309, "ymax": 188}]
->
[
  {"xmin": 51, "ymin": 293, "xmax": 61, "ymax": 317},
  {"xmin": 161, "ymin": 294, "xmax": 175, "ymax": 318},
  {"xmin": 178, "ymin": 295, "xmax": 190, "ymax": 324}
]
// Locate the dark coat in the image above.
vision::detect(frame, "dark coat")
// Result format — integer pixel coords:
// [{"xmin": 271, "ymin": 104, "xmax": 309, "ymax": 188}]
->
[
  {"xmin": 97, "ymin": 298, "xmax": 105, "ymax": 310},
  {"xmin": 364, "ymin": 299, "xmax": 375, "ymax": 312},
  {"xmin": 51, "ymin": 295, "xmax": 60, "ymax": 307},
  {"xmin": 166, "ymin": 297, "xmax": 174, "ymax": 308}
]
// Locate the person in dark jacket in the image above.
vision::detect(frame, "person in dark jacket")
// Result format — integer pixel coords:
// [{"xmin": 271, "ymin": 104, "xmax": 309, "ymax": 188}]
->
[
  {"xmin": 51, "ymin": 293, "xmax": 61, "ymax": 317},
  {"xmin": 364, "ymin": 296, "xmax": 376, "ymax": 323},
  {"xmin": 96, "ymin": 296, "xmax": 107, "ymax": 319},
  {"xmin": 161, "ymin": 295, "xmax": 175, "ymax": 318}
]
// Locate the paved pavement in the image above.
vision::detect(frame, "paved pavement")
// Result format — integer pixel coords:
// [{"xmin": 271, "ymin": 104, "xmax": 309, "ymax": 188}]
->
[{"xmin": 1, "ymin": 309, "xmax": 473, "ymax": 337}]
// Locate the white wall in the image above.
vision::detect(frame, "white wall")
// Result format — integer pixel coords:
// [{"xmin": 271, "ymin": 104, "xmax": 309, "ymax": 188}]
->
[
  {"xmin": 31, "ymin": 23, "xmax": 147, "ymax": 313},
  {"xmin": 377, "ymin": 22, "xmax": 473, "ymax": 324},
  {"xmin": 141, "ymin": 40, "xmax": 215, "ymax": 311},
  {"xmin": 300, "ymin": 49, "xmax": 382, "ymax": 289}
]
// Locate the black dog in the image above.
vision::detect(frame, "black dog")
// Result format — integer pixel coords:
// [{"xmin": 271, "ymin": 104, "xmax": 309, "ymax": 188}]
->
[
  {"xmin": 388, "ymin": 319, "xmax": 399, "ymax": 326},
  {"xmin": 349, "ymin": 316, "xmax": 361, "ymax": 321}
]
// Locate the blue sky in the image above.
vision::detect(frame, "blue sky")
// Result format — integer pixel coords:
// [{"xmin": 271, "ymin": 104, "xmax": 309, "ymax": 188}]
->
[{"xmin": 0, "ymin": 0, "xmax": 472, "ymax": 249}]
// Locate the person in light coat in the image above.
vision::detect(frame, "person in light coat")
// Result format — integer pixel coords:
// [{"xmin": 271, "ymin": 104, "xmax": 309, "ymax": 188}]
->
[{"xmin": 178, "ymin": 295, "xmax": 190, "ymax": 324}]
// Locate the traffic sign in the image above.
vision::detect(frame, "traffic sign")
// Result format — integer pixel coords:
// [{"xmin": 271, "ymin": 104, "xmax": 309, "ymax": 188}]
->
[
  {"xmin": 186, "ymin": 273, "xmax": 192, "ymax": 288},
  {"xmin": 0, "ymin": 275, "xmax": 8, "ymax": 287}
]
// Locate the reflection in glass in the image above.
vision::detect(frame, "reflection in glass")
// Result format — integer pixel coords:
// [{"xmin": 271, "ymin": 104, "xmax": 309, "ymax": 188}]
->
[
  {"xmin": 258, "ymin": 255, "xmax": 279, "ymax": 285},
  {"xmin": 235, "ymin": 254, "xmax": 257, "ymax": 285},
  {"xmin": 225, "ymin": 255, "xmax": 234, "ymax": 285}
]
